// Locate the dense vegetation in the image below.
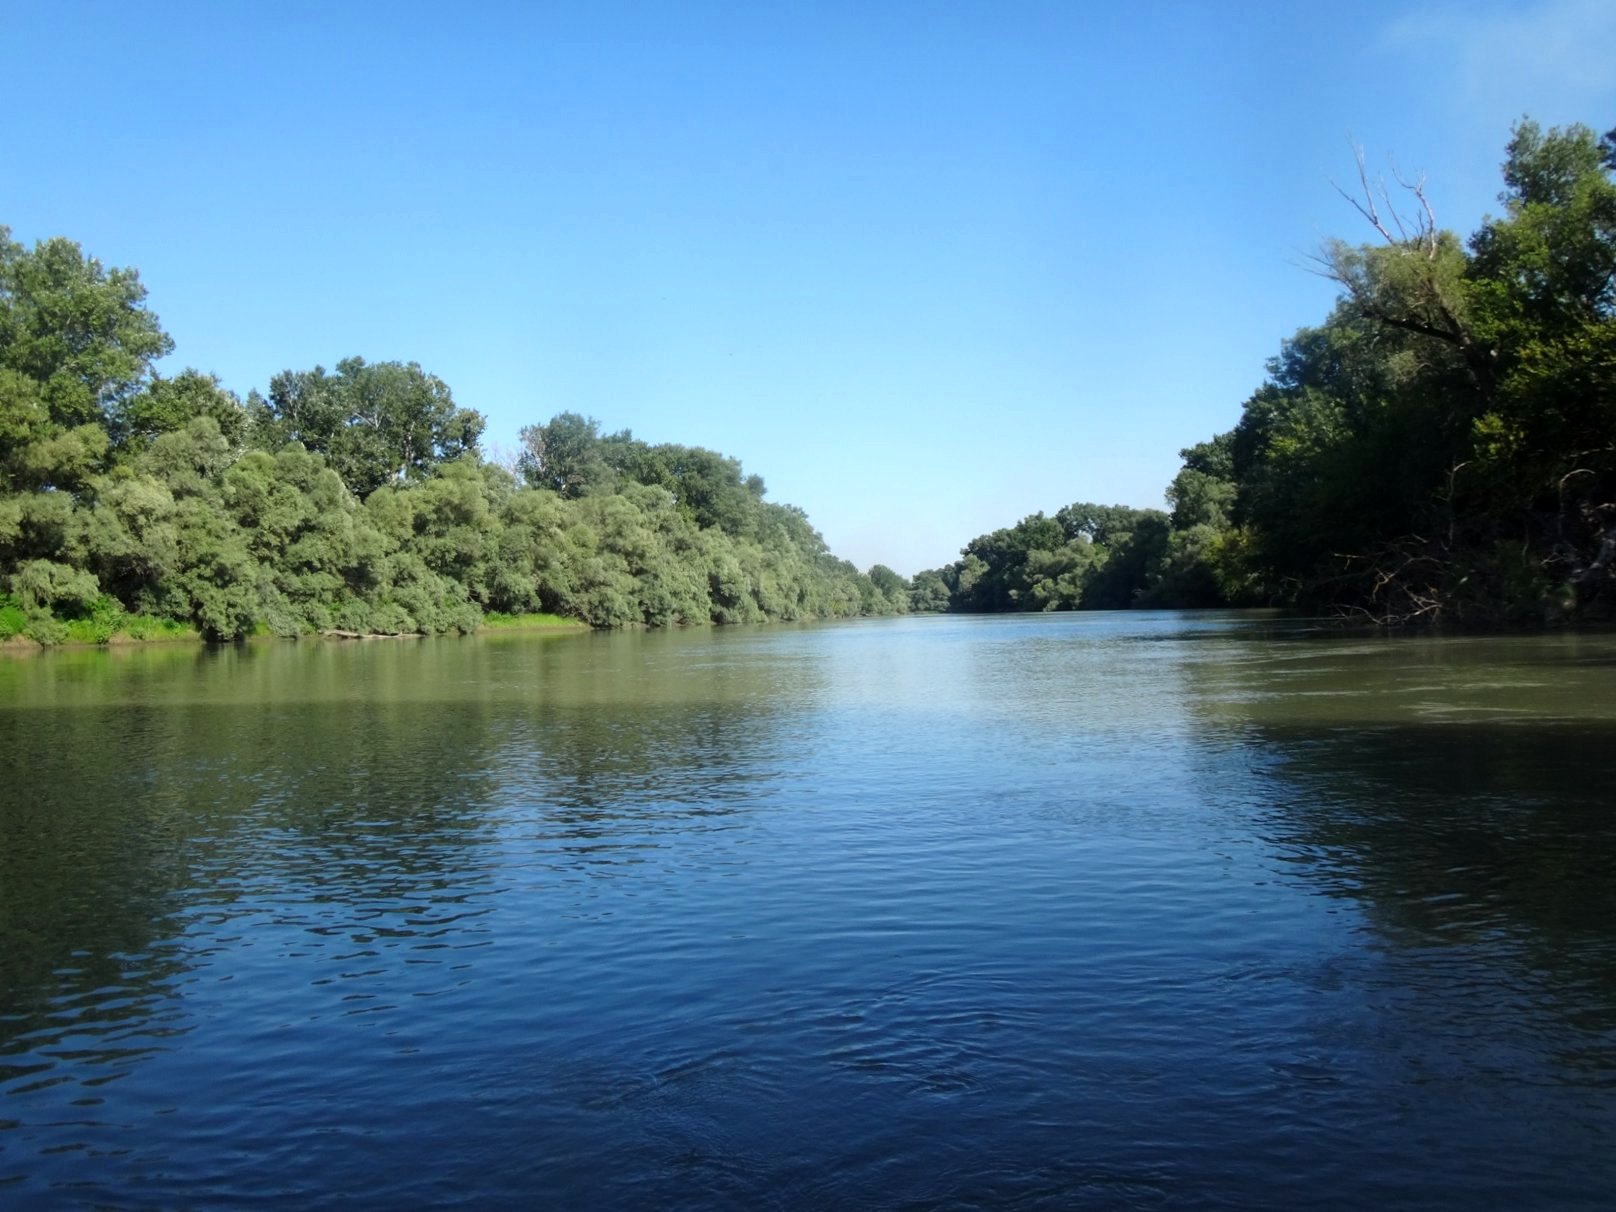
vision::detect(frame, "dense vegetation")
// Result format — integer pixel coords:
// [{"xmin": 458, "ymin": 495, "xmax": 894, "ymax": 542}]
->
[
  {"xmin": 917, "ymin": 119, "xmax": 1616, "ymax": 625},
  {"xmin": 7, "ymin": 118, "xmax": 1612, "ymax": 642},
  {"xmin": 0, "ymin": 240, "xmax": 907, "ymax": 643}
]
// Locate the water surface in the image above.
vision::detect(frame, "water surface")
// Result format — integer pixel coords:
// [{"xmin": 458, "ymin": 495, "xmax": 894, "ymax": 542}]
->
[{"xmin": 2, "ymin": 613, "xmax": 1614, "ymax": 1208}]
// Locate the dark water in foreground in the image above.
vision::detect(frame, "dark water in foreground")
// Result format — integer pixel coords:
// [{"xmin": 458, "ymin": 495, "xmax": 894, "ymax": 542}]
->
[{"xmin": 2, "ymin": 612, "xmax": 1614, "ymax": 1209}]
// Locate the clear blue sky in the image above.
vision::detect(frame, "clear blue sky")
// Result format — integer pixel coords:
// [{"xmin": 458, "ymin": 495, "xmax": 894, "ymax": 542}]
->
[{"xmin": 9, "ymin": 1, "xmax": 1614, "ymax": 573}]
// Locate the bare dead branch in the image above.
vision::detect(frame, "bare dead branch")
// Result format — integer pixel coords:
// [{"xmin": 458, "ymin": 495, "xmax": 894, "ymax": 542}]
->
[
  {"xmin": 1331, "ymin": 140, "xmax": 1441, "ymax": 255},
  {"xmin": 1332, "ymin": 141, "xmax": 1399, "ymax": 245}
]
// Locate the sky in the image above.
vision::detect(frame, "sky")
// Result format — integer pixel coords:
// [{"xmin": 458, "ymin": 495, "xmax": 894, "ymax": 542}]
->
[{"xmin": 8, "ymin": 1, "xmax": 1616, "ymax": 574}]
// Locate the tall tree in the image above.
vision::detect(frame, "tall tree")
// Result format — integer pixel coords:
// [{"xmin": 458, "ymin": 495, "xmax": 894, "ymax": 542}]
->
[
  {"xmin": 516, "ymin": 411, "xmax": 613, "ymax": 498},
  {"xmin": 0, "ymin": 227, "xmax": 172, "ymax": 489},
  {"xmin": 251, "ymin": 357, "xmax": 483, "ymax": 498}
]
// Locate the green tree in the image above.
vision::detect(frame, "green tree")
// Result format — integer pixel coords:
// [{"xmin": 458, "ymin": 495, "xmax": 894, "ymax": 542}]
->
[
  {"xmin": 0, "ymin": 227, "xmax": 172, "ymax": 489},
  {"xmin": 866, "ymin": 563, "xmax": 909, "ymax": 609},
  {"xmin": 0, "ymin": 227, "xmax": 172, "ymax": 429},
  {"xmin": 252, "ymin": 357, "xmax": 484, "ymax": 498},
  {"xmin": 517, "ymin": 412, "xmax": 614, "ymax": 498},
  {"xmin": 116, "ymin": 369, "xmax": 247, "ymax": 453},
  {"xmin": 1204, "ymin": 119, "xmax": 1616, "ymax": 620},
  {"xmin": 1460, "ymin": 121, "xmax": 1616, "ymax": 610},
  {"xmin": 909, "ymin": 568, "xmax": 952, "ymax": 612}
]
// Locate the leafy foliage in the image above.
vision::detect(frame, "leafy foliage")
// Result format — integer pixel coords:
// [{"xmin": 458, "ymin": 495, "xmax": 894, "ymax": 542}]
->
[
  {"xmin": 250, "ymin": 357, "xmax": 485, "ymax": 498},
  {"xmin": 0, "ymin": 230, "xmax": 904, "ymax": 642},
  {"xmin": 11, "ymin": 117, "xmax": 1605, "ymax": 639},
  {"xmin": 921, "ymin": 118, "xmax": 1616, "ymax": 626}
]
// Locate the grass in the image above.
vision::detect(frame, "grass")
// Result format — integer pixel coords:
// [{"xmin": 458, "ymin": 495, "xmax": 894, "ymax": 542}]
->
[
  {"xmin": 0, "ymin": 595, "xmax": 25, "ymax": 641},
  {"xmin": 0, "ymin": 595, "xmax": 200, "ymax": 647},
  {"xmin": 51, "ymin": 611, "xmax": 199, "ymax": 645},
  {"xmin": 2, "ymin": 597, "xmax": 581, "ymax": 648},
  {"xmin": 102, "ymin": 614, "xmax": 200, "ymax": 643},
  {"xmin": 479, "ymin": 611, "xmax": 588, "ymax": 632}
]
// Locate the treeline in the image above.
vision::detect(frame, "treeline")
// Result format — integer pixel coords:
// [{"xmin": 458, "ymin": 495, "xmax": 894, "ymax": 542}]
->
[
  {"xmin": 907, "ymin": 502, "xmax": 1201, "ymax": 614},
  {"xmin": 10, "ymin": 118, "xmax": 1611, "ymax": 640},
  {"xmin": 0, "ymin": 239, "xmax": 908, "ymax": 642},
  {"xmin": 917, "ymin": 119, "xmax": 1616, "ymax": 625}
]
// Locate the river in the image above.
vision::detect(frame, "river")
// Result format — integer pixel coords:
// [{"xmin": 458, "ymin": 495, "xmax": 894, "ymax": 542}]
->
[{"xmin": 2, "ymin": 612, "xmax": 1614, "ymax": 1208}]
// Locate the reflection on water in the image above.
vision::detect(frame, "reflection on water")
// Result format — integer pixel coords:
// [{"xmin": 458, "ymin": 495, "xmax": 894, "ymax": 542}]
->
[
  {"xmin": 1181, "ymin": 641, "xmax": 1616, "ymax": 1101},
  {"xmin": 2, "ymin": 617, "xmax": 1615, "ymax": 1208}
]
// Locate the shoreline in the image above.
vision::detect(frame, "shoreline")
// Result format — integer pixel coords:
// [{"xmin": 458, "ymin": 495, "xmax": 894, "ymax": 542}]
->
[
  {"xmin": 0, "ymin": 614, "xmax": 590, "ymax": 655},
  {"xmin": 8, "ymin": 605, "xmax": 1613, "ymax": 657}
]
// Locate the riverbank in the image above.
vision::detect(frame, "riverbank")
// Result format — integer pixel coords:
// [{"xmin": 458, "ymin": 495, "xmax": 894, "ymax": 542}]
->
[{"xmin": 0, "ymin": 606, "xmax": 589, "ymax": 653}]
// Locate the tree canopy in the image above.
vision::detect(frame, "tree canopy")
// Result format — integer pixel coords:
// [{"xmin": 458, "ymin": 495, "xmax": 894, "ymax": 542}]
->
[{"xmin": 250, "ymin": 357, "xmax": 485, "ymax": 498}]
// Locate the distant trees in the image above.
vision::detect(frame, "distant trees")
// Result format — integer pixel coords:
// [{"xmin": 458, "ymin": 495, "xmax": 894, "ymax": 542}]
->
[
  {"xmin": 911, "ymin": 504, "xmax": 1171, "ymax": 614},
  {"xmin": 519, "ymin": 411, "xmax": 777, "ymax": 537},
  {"xmin": 517, "ymin": 411, "xmax": 613, "ymax": 498}
]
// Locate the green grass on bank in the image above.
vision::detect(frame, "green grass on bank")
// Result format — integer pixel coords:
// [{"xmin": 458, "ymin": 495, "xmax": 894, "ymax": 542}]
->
[
  {"xmin": 479, "ymin": 611, "xmax": 588, "ymax": 632},
  {"xmin": 0, "ymin": 595, "xmax": 24, "ymax": 640},
  {"xmin": 1, "ymin": 593, "xmax": 200, "ymax": 647},
  {"xmin": 2, "ymin": 595, "xmax": 586, "ymax": 649},
  {"xmin": 90, "ymin": 614, "xmax": 200, "ymax": 643}
]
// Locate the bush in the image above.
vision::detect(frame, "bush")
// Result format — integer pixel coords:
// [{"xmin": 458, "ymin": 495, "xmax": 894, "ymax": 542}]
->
[
  {"xmin": 11, "ymin": 560, "xmax": 102, "ymax": 615},
  {"xmin": 23, "ymin": 609, "xmax": 67, "ymax": 645},
  {"xmin": 61, "ymin": 595, "xmax": 129, "ymax": 644},
  {"xmin": 370, "ymin": 601, "xmax": 416, "ymax": 635}
]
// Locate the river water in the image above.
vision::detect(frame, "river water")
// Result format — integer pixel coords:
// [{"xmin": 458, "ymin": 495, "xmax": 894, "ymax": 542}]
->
[{"xmin": 2, "ymin": 612, "xmax": 1614, "ymax": 1208}]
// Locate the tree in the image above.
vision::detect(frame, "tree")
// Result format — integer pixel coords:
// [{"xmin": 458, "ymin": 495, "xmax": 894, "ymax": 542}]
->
[
  {"xmin": 865, "ymin": 563, "xmax": 909, "ymax": 613},
  {"xmin": 1055, "ymin": 503, "xmax": 1153, "ymax": 547},
  {"xmin": 251, "ymin": 357, "xmax": 483, "ymax": 498},
  {"xmin": 628, "ymin": 442, "xmax": 758, "ymax": 534},
  {"xmin": 1462, "ymin": 121, "xmax": 1616, "ymax": 608},
  {"xmin": 0, "ymin": 227, "xmax": 172, "ymax": 488},
  {"xmin": 0, "ymin": 227, "xmax": 173, "ymax": 428},
  {"xmin": 516, "ymin": 412, "xmax": 613, "ymax": 497},
  {"xmin": 1313, "ymin": 147, "xmax": 1493, "ymax": 403},
  {"xmin": 116, "ymin": 368, "xmax": 247, "ymax": 453},
  {"xmin": 1205, "ymin": 119, "xmax": 1616, "ymax": 621},
  {"xmin": 1079, "ymin": 511, "xmax": 1170, "ymax": 609},
  {"xmin": 909, "ymin": 568, "xmax": 952, "ymax": 612}
]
